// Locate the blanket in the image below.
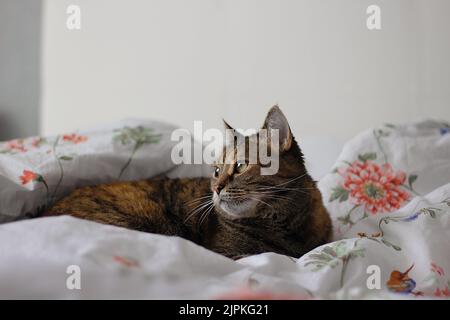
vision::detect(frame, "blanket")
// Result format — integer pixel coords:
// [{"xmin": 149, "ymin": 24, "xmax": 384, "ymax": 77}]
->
[{"xmin": 0, "ymin": 119, "xmax": 449, "ymax": 299}]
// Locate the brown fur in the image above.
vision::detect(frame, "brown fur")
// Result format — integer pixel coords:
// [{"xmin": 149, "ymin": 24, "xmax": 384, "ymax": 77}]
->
[{"xmin": 42, "ymin": 106, "xmax": 332, "ymax": 259}]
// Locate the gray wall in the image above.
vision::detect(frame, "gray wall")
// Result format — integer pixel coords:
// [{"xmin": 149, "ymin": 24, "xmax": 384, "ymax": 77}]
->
[{"xmin": 0, "ymin": 0, "xmax": 41, "ymax": 140}]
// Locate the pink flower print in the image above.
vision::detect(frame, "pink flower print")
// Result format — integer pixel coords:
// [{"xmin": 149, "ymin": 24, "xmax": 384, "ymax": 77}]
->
[{"xmin": 431, "ymin": 262, "xmax": 445, "ymax": 276}]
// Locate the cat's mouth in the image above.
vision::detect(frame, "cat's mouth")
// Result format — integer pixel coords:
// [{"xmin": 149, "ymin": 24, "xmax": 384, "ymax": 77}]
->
[{"xmin": 213, "ymin": 192, "xmax": 258, "ymax": 219}]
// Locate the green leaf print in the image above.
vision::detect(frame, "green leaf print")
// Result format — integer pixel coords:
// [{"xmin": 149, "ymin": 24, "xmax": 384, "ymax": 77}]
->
[
  {"xmin": 304, "ymin": 240, "xmax": 366, "ymax": 288},
  {"xmin": 113, "ymin": 126, "xmax": 162, "ymax": 179},
  {"xmin": 330, "ymin": 186, "xmax": 349, "ymax": 202},
  {"xmin": 358, "ymin": 152, "xmax": 377, "ymax": 162},
  {"xmin": 380, "ymin": 239, "xmax": 401, "ymax": 251},
  {"xmin": 408, "ymin": 174, "xmax": 418, "ymax": 188}
]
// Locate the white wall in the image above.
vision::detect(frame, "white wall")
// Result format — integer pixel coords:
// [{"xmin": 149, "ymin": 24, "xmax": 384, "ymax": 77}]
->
[{"xmin": 41, "ymin": 0, "xmax": 450, "ymax": 143}]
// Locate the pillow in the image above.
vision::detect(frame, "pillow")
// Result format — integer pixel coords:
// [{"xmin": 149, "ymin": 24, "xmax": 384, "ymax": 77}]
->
[
  {"xmin": 0, "ymin": 119, "xmax": 180, "ymax": 223},
  {"xmin": 318, "ymin": 119, "xmax": 450, "ymax": 240}
]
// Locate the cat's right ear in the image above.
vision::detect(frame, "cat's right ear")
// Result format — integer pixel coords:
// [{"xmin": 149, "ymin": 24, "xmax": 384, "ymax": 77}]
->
[{"xmin": 261, "ymin": 105, "xmax": 293, "ymax": 152}]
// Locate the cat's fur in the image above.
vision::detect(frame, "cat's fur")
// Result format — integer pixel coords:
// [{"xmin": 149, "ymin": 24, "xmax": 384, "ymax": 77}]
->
[{"xmin": 43, "ymin": 106, "xmax": 332, "ymax": 259}]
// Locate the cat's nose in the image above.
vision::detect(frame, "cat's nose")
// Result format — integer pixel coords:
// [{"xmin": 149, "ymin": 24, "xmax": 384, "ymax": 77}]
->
[{"xmin": 213, "ymin": 184, "xmax": 224, "ymax": 195}]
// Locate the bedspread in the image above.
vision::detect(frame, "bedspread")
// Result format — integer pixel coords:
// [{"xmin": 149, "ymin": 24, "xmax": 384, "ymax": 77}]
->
[{"xmin": 0, "ymin": 119, "xmax": 449, "ymax": 299}]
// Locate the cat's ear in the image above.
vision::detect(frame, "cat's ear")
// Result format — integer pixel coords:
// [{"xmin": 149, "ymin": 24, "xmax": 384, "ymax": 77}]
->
[
  {"xmin": 223, "ymin": 119, "xmax": 233, "ymax": 131},
  {"xmin": 223, "ymin": 119, "xmax": 242, "ymax": 145},
  {"xmin": 262, "ymin": 105, "xmax": 293, "ymax": 152}
]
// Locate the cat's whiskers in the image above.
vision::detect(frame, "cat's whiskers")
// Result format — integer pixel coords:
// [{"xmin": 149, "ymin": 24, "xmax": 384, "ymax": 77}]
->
[
  {"xmin": 217, "ymin": 177, "xmax": 309, "ymax": 214},
  {"xmin": 255, "ymin": 185, "xmax": 311, "ymax": 191},
  {"xmin": 254, "ymin": 185, "xmax": 310, "ymax": 195},
  {"xmin": 185, "ymin": 194, "xmax": 213, "ymax": 206},
  {"xmin": 199, "ymin": 202, "xmax": 215, "ymax": 227},
  {"xmin": 184, "ymin": 198, "xmax": 214, "ymax": 223},
  {"xmin": 251, "ymin": 192, "xmax": 292, "ymax": 201},
  {"xmin": 262, "ymin": 189, "xmax": 308, "ymax": 196},
  {"xmin": 271, "ymin": 173, "xmax": 308, "ymax": 187},
  {"xmin": 247, "ymin": 196, "xmax": 274, "ymax": 211},
  {"xmin": 240, "ymin": 188, "xmax": 300, "ymax": 208},
  {"xmin": 224, "ymin": 189, "xmax": 294, "ymax": 203},
  {"xmin": 219, "ymin": 191, "xmax": 274, "ymax": 211},
  {"xmin": 242, "ymin": 173, "xmax": 312, "ymax": 196}
]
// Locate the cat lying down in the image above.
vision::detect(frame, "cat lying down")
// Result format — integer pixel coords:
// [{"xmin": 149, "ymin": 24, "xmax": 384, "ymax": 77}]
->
[{"xmin": 42, "ymin": 106, "xmax": 332, "ymax": 259}]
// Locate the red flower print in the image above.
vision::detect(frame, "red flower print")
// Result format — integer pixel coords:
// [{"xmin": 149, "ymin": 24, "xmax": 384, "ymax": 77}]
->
[
  {"xmin": 434, "ymin": 286, "xmax": 450, "ymax": 297},
  {"xmin": 339, "ymin": 161, "xmax": 409, "ymax": 214},
  {"xmin": 62, "ymin": 133, "xmax": 88, "ymax": 144},
  {"xmin": 215, "ymin": 288, "xmax": 311, "ymax": 300},
  {"xmin": 6, "ymin": 140, "xmax": 27, "ymax": 153},
  {"xmin": 434, "ymin": 288, "xmax": 441, "ymax": 296},
  {"xmin": 113, "ymin": 255, "xmax": 139, "ymax": 268},
  {"xmin": 31, "ymin": 137, "xmax": 45, "ymax": 148},
  {"xmin": 444, "ymin": 287, "xmax": 450, "ymax": 296},
  {"xmin": 20, "ymin": 170, "xmax": 39, "ymax": 185},
  {"xmin": 19, "ymin": 170, "xmax": 48, "ymax": 194},
  {"xmin": 431, "ymin": 262, "xmax": 445, "ymax": 276},
  {"xmin": 19, "ymin": 170, "xmax": 42, "ymax": 184}
]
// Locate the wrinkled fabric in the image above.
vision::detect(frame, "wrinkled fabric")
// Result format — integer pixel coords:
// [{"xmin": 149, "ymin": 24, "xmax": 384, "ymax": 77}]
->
[{"xmin": 0, "ymin": 119, "xmax": 449, "ymax": 299}]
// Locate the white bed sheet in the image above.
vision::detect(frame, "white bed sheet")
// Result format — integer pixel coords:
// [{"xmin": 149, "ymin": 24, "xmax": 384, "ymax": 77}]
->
[{"xmin": 0, "ymin": 119, "xmax": 449, "ymax": 299}]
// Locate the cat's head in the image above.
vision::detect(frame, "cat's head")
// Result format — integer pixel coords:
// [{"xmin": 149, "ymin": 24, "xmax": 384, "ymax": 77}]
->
[{"xmin": 211, "ymin": 105, "xmax": 307, "ymax": 219}]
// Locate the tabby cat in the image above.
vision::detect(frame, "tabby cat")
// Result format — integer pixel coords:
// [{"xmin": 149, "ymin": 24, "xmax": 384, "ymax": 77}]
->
[{"xmin": 43, "ymin": 106, "xmax": 332, "ymax": 259}]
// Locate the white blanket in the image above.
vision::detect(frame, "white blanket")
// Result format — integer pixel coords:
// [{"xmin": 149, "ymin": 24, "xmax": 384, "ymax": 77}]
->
[{"xmin": 0, "ymin": 119, "xmax": 449, "ymax": 299}]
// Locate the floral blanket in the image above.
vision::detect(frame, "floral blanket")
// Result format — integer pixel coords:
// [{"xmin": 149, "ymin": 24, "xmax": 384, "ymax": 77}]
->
[
  {"xmin": 0, "ymin": 119, "xmax": 201, "ymax": 223},
  {"xmin": 0, "ymin": 119, "xmax": 449, "ymax": 299}
]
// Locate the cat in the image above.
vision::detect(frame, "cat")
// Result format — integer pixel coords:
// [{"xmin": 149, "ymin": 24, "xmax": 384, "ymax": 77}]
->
[{"xmin": 42, "ymin": 106, "xmax": 332, "ymax": 259}]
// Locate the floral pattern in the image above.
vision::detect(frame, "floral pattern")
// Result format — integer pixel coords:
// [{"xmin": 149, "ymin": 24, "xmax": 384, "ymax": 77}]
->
[
  {"xmin": 17, "ymin": 169, "xmax": 51, "ymax": 212},
  {"xmin": 304, "ymin": 240, "xmax": 365, "ymax": 288},
  {"xmin": 113, "ymin": 126, "xmax": 162, "ymax": 178},
  {"xmin": 0, "ymin": 125, "xmax": 162, "ymax": 217},
  {"xmin": 62, "ymin": 133, "xmax": 88, "ymax": 144},
  {"xmin": 214, "ymin": 287, "xmax": 311, "ymax": 300},
  {"xmin": 356, "ymin": 199, "xmax": 448, "ymax": 251},
  {"xmin": 113, "ymin": 255, "xmax": 139, "ymax": 268},
  {"xmin": 20, "ymin": 170, "xmax": 40, "ymax": 185},
  {"xmin": 434, "ymin": 286, "xmax": 450, "ymax": 297},
  {"xmin": 307, "ymin": 196, "xmax": 450, "ymax": 297},
  {"xmin": 421, "ymin": 262, "xmax": 450, "ymax": 297},
  {"xmin": 431, "ymin": 262, "xmax": 445, "ymax": 276},
  {"xmin": 386, "ymin": 264, "xmax": 423, "ymax": 296},
  {"xmin": 6, "ymin": 140, "xmax": 27, "ymax": 153},
  {"xmin": 330, "ymin": 127, "xmax": 419, "ymax": 230},
  {"xmin": 1, "ymin": 119, "xmax": 449, "ymax": 299},
  {"xmin": 1, "ymin": 138, "xmax": 40, "ymax": 154},
  {"xmin": 337, "ymin": 160, "xmax": 410, "ymax": 214},
  {"xmin": 311, "ymin": 121, "xmax": 450, "ymax": 298}
]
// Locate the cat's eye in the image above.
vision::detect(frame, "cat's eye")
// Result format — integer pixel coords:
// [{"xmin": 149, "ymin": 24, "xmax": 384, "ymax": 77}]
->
[
  {"xmin": 214, "ymin": 166, "xmax": 220, "ymax": 177},
  {"xmin": 235, "ymin": 161, "xmax": 248, "ymax": 174}
]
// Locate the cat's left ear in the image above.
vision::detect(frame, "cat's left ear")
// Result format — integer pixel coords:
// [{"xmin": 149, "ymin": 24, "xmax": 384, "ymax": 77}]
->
[
  {"xmin": 262, "ymin": 105, "xmax": 293, "ymax": 152},
  {"xmin": 223, "ymin": 118, "xmax": 243, "ymax": 146}
]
